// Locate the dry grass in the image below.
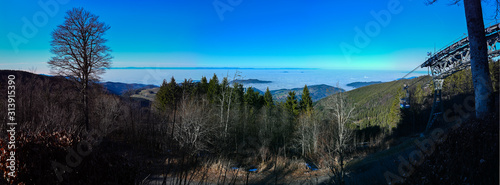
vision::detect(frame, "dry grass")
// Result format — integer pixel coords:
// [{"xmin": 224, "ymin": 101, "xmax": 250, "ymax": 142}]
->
[{"xmin": 157, "ymin": 156, "xmax": 331, "ymax": 184}]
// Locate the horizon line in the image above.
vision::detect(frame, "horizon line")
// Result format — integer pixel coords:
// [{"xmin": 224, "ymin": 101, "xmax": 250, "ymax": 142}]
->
[
  {"xmin": 109, "ymin": 67, "xmax": 321, "ymax": 70},
  {"xmin": 108, "ymin": 67, "xmax": 429, "ymax": 71}
]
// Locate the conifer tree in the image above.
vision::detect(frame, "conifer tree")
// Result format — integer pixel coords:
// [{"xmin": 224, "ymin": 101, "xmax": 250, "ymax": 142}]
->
[
  {"xmin": 199, "ymin": 76, "xmax": 208, "ymax": 95},
  {"xmin": 414, "ymin": 84, "xmax": 424, "ymax": 106},
  {"xmin": 244, "ymin": 87, "xmax": 256, "ymax": 106},
  {"xmin": 388, "ymin": 89, "xmax": 402, "ymax": 129},
  {"xmin": 207, "ymin": 74, "xmax": 219, "ymax": 103},
  {"xmin": 155, "ymin": 77, "xmax": 178, "ymax": 112},
  {"xmin": 264, "ymin": 87, "xmax": 274, "ymax": 107},
  {"xmin": 155, "ymin": 79, "xmax": 169, "ymax": 111},
  {"xmin": 299, "ymin": 85, "xmax": 313, "ymax": 112},
  {"xmin": 166, "ymin": 76, "xmax": 177, "ymax": 107},
  {"xmin": 285, "ymin": 91, "xmax": 299, "ymax": 117},
  {"xmin": 233, "ymin": 83, "xmax": 244, "ymax": 106}
]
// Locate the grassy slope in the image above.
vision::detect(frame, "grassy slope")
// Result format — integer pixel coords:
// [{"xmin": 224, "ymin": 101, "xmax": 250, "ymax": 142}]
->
[{"xmin": 129, "ymin": 87, "xmax": 160, "ymax": 101}]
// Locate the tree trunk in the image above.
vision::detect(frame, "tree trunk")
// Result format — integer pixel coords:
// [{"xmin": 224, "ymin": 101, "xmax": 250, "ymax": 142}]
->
[
  {"xmin": 84, "ymin": 92, "xmax": 89, "ymax": 131},
  {"xmin": 340, "ymin": 151, "xmax": 345, "ymax": 185},
  {"xmin": 83, "ymin": 76, "xmax": 90, "ymax": 131},
  {"xmin": 171, "ymin": 101, "xmax": 177, "ymax": 140},
  {"xmin": 464, "ymin": 0, "xmax": 493, "ymax": 119},
  {"xmin": 301, "ymin": 124, "xmax": 305, "ymax": 156}
]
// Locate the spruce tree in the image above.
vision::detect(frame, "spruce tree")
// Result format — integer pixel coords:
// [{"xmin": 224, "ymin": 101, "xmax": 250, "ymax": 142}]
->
[
  {"xmin": 388, "ymin": 89, "xmax": 402, "ymax": 129},
  {"xmin": 207, "ymin": 73, "xmax": 219, "ymax": 103},
  {"xmin": 299, "ymin": 85, "xmax": 313, "ymax": 112},
  {"xmin": 244, "ymin": 87, "xmax": 256, "ymax": 106},
  {"xmin": 414, "ymin": 84, "xmax": 424, "ymax": 106},
  {"xmin": 155, "ymin": 79, "xmax": 169, "ymax": 111},
  {"xmin": 233, "ymin": 83, "xmax": 244, "ymax": 106},
  {"xmin": 166, "ymin": 76, "xmax": 177, "ymax": 107},
  {"xmin": 264, "ymin": 87, "xmax": 274, "ymax": 107},
  {"xmin": 285, "ymin": 91, "xmax": 299, "ymax": 116},
  {"xmin": 199, "ymin": 76, "xmax": 208, "ymax": 95}
]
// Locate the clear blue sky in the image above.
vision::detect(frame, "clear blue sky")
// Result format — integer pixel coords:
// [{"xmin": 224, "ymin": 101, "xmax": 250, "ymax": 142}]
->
[{"xmin": 0, "ymin": 0, "xmax": 498, "ymax": 74}]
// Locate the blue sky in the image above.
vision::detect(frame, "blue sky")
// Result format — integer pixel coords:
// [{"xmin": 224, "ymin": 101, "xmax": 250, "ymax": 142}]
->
[{"xmin": 0, "ymin": 0, "xmax": 498, "ymax": 74}]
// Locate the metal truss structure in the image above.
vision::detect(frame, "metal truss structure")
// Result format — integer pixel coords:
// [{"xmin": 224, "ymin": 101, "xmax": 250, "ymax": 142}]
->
[{"xmin": 421, "ymin": 23, "xmax": 500, "ymax": 131}]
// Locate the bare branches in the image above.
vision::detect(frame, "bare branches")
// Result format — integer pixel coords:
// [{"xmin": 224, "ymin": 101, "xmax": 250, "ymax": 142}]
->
[
  {"xmin": 49, "ymin": 7, "xmax": 112, "ymax": 83},
  {"xmin": 425, "ymin": 0, "xmax": 500, "ymax": 18},
  {"xmin": 325, "ymin": 90, "xmax": 355, "ymax": 154},
  {"xmin": 495, "ymin": 0, "xmax": 500, "ymax": 20},
  {"xmin": 174, "ymin": 96, "xmax": 214, "ymax": 155},
  {"xmin": 425, "ymin": 0, "xmax": 461, "ymax": 5},
  {"xmin": 322, "ymin": 86, "xmax": 356, "ymax": 181}
]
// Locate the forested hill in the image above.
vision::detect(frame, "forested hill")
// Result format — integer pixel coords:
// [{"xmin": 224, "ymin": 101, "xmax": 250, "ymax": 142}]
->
[
  {"xmin": 346, "ymin": 81, "xmax": 382, "ymax": 89},
  {"xmin": 316, "ymin": 60, "xmax": 499, "ymax": 133},
  {"xmin": 129, "ymin": 83, "xmax": 344, "ymax": 103},
  {"xmin": 315, "ymin": 75, "xmax": 432, "ymax": 130},
  {"xmin": 101, "ymin": 82, "xmax": 158, "ymax": 95},
  {"xmin": 270, "ymin": 84, "xmax": 344, "ymax": 102}
]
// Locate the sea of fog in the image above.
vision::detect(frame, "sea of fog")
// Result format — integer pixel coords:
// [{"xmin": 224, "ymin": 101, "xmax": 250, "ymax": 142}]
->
[{"xmin": 101, "ymin": 68, "xmax": 427, "ymax": 91}]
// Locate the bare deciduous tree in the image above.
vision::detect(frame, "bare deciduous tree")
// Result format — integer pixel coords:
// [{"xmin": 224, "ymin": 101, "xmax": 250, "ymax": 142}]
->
[
  {"xmin": 324, "ymin": 88, "xmax": 355, "ymax": 183},
  {"xmin": 213, "ymin": 71, "xmax": 242, "ymax": 141},
  {"xmin": 298, "ymin": 112, "xmax": 311, "ymax": 156},
  {"xmin": 175, "ymin": 95, "xmax": 214, "ymax": 155},
  {"xmin": 297, "ymin": 110, "xmax": 320, "ymax": 156},
  {"xmin": 92, "ymin": 94, "xmax": 123, "ymax": 135},
  {"xmin": 48, "ymin": 7, "xmax": 112, "ymax": 130}
]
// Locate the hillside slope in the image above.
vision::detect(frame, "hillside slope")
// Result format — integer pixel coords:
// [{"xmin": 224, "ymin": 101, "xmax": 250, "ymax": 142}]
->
[
  {"xmin": 129, "ymin": 87, "xmax": 160, "ymax": 101},
  {"xmin": 0, "ymin": 70, "xmax": 140, "ymax": 184},
  {"xmin": 346, "ymin": 81, "xmax": 382, "ymax": 88},
  {"xmin": 316, "ymin": 75, "xmax": 432, "ymax": 129},
  {"xmin": 101, "ymin": 82, "xmax": 158, "ymax": 95}
]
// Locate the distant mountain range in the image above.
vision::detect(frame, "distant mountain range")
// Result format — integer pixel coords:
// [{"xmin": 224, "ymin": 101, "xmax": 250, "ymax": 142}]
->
[
  {"xmin": 345, "ymin": 77, "xmax": 420, "ymax": 89},
  {"xmin": 231, "ymin": 79, "xmax": 272, "ymax": 84},
  {"xmin": 346, "ymin": 81, "xmax": 382, "ymax": 89},
  {"xmin": 396, "ymin": 76, "xmax": 419, "ymax": 80},
  {"xmin": 100, "ymin": 82, "xmax": 158, "ymax": 95}
]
